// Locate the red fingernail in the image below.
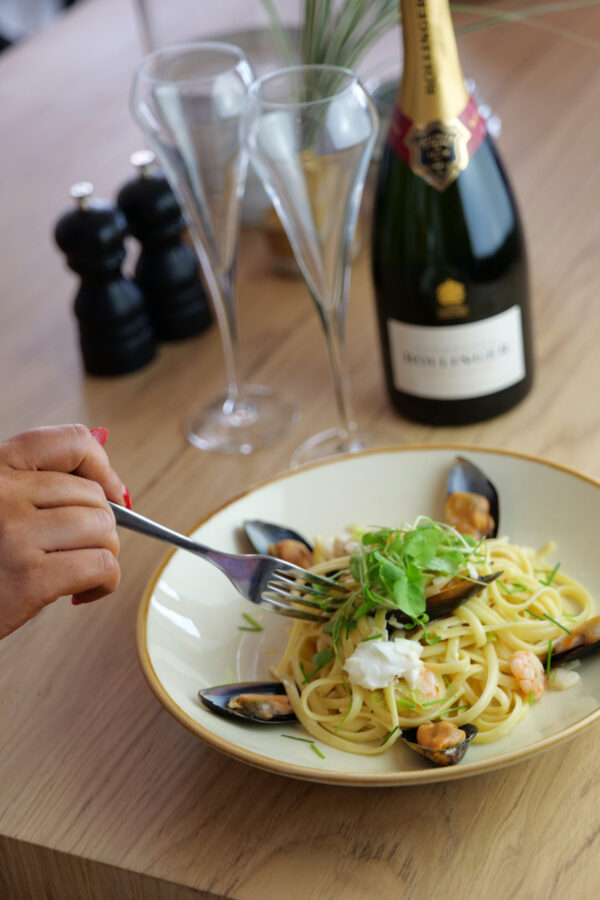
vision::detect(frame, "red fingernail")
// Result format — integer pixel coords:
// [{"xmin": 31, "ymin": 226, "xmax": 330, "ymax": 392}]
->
[
  {"xmin": 71, "ymin": 595, "xmax": 81, "ymax": 605},
  {"xmin": 122, "ymin": 484, "xmax": 132, "ymax": 510},
  {"xmin": 90, "ymin": 427, "xmax": 109, "ymax": 446}
]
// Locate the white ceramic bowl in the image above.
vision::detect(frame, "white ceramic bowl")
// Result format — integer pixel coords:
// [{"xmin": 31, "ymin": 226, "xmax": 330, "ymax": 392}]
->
[{"xmin": 137, "ymin": 446, "xmax": 600, "ymax": 786}]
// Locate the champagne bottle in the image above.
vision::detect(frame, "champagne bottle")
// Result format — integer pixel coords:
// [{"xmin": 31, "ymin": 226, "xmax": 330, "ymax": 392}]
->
[{"xmin": 372, "ymin": 0, "xmax": 533, "ymax": 425}]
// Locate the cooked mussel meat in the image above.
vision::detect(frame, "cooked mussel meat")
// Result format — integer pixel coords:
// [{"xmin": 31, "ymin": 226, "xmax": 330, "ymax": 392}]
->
[
  {"xmin": 244, "ymin": 520, "xmax": 313, "ymax": 568},
  {"xmin": 402, "ymin": 721, "xmax": 478, "ymax": 766},
  {"xmin": 198, "ymin": 681, "xmax": 297, "ymax": 724},
  {"xmin": 446, "ymin": 456, "xmax": 499, "ymax": 539},
  {"xmin": 389, "ymin": 572, "xmax": 501, "ymax": 626},
  {"xmin": 544, "ymin": 615, "xmax": 600, "ymax": 667}
]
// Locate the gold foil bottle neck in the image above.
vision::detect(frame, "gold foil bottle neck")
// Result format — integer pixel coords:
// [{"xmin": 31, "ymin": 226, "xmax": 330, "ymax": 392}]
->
[{"xmin": 399, "ymin": 0, "xmax": 469, "ymax": 126}]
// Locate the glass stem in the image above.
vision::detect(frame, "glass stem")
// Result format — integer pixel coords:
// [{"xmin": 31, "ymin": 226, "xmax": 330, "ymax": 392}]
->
[
  {"xmin": 188, "ymin": 228, "xmax": 242, "ymax": 413},
  {"xmin": 319, "ymin": 299, "xmax": 358, "ymax": 439}
]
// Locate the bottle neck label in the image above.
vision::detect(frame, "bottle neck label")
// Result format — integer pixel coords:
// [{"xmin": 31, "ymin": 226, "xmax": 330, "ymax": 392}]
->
[{"xmin": 388, "ymin": 96, "xmax": 487, "ymax": 191}]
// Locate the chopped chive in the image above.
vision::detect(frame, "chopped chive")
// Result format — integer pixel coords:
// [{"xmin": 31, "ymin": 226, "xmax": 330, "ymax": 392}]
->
[
  {"xmin": 334, "ymin": 703, "xmax": 352, "ymax": 733},
  {"xmin": 549, "ymin": 670, "xmax": 557, "ymax": 691},
  {"xmin": 546, "ymin": 640, "xmax": 553, "ymax": 680},
  {"xmin": 442, "ymin": 675, "xmax": 457, "ymax": 700},
  {"xmin": 525, "ymin": 609, "xmax": 544, "ymax": 621},
  {"xmin": 380, "ymin": 725, "xmax": 399, "ymax": 746},
  {"xmin": 238, "ymin": 612, "xmax": 263, "ymax": 632},
  {"xmin": 396, "ymin": 696, "xmax": 417, "ymax": 710},
  {"xmin": 282, "ymin": 734, "xmax": 325, "ymax": 759},
  {"xmin": 499, "ymin": 580, "xmax": 532, "ymax": 596},
  {"xmin": 422, "ymin": 695, "xmax": 449, "ymax": 708},
  {"xmin": 540, "ymin": 563, "xmax": 561, "ymax": 586},
  {"xmin": 528, "ymin": 690, "xmax": 535, "ymax": 705},
  {"xmin": 543, "ymin": 613, "xmax": 572, "ymax": 635},
  {"xmin": 360, "ymin": 633, "xmax": 382, "ymax": 642},
  {"xmin": 431, "ymin": 704, "xmax": 469, "ymax": 719}
]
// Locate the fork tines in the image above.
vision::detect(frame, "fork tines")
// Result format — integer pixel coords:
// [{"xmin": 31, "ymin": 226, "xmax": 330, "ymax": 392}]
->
[{"xmin": 260, "ymin": 564, "xmax": 347, "ymax": 621}]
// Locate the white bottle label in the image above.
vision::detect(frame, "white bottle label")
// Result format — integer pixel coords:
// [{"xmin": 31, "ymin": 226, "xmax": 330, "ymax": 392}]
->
[{"xmin": 387, "ymin": 306, "xmax": 526, "ymax": 400}]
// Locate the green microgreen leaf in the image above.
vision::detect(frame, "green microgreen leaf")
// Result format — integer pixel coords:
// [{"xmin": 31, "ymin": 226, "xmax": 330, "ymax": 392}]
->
[
  {"xmin": 313, "ymin": 648, "xmax": 334, "ymax": 667},
  {"xmin": 380, "ymin": 725, "xmax": 399, "ymax": 746},
  {"xmin": 238, "ymin": 613, "xmax": 263, "ymax": 632}
]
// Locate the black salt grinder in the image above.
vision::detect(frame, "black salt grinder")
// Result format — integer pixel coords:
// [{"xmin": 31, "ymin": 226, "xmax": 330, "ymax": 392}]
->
[
  {"xmin": 117, "ymin": 150, "xmax": 212, "ymax": 341},
  {"xmin": 54, "ymin": 182, "xmax": 156, "ymax": 376}
]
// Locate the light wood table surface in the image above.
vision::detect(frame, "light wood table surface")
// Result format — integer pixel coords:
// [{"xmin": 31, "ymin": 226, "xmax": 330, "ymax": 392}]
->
[{"xmin": 1, "ymin": 1, "xmax": 600, "ymax": 898}]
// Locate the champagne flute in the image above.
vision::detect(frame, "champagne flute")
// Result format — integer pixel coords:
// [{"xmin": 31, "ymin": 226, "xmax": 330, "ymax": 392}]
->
[
  {"xmin": 243, "ymin": 64, "xmax": 378, "ymax": 466},
  {"xmin": 131, "ymin": 42, "xmax": 299, "ymax": 454}
]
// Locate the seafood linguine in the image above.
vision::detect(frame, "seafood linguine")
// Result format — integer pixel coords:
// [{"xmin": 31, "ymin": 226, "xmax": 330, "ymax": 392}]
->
[{"xmin": 272, "ymin": 520, "xmax": 595, "ymax": 756}]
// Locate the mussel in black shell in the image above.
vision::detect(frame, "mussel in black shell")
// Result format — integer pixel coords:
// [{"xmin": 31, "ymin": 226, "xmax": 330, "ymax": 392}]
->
[
  {"xmin": 446, "ymin": 456, "xmax": 499, "ymax": 539},
  {"xmin": 402, "ymin": 721, "xmax": 478, "ymax": 766},
  {"xmin": 543, "ymin": 615, "xmax": 600, "ymax": 667},
  {"xmin": 198, "ymin": 681, "xmax": 297, "ymax": 724},
  {"xmin": 244, "ymin": 520, "xmax": 313, "ymax": 568}
]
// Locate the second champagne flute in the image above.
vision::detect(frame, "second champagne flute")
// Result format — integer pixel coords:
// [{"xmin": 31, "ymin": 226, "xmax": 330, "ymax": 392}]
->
[
  {"xmin": 131, "ymin": 41, "xmax": 299, "ymax": 454},
  {"xmin": 243, "ymin": 64, "xmax": 378, "ymax": 466}
]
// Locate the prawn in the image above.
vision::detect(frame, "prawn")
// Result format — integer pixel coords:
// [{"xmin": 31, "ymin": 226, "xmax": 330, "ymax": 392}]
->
[
  {"xmin": 416, "ymin": 665, "xmax": 441, "ymax": 701},
  {"xmin": 509, "ymin": 650, "xmax": 546, "ymax": 702}
]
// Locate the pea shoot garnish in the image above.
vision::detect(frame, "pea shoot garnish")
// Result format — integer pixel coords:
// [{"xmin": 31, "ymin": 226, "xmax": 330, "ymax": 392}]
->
[{"xmin": 325, "ymin": 518, "xmax": 483, "ymax": 654}]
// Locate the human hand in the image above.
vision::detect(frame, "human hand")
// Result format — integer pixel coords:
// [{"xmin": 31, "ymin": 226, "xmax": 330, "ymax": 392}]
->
[{"xmin": 0, "ymin": 424, "xmax": 125, "ymax": 639}]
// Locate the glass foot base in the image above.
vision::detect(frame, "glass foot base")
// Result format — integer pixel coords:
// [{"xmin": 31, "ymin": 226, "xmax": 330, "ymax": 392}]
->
[
  {"xmin": 185, "ymin": 385, "xmax": 300, "ymax": 454},
  {"xmin": 290, "ymin": 426, "xmax": 366, "ymax": 468}
]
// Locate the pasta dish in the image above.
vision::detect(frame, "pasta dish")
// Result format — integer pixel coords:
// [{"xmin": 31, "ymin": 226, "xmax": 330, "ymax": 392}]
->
[{"xmin": 272, "ymin": 519, "xmax": 594, "ymax": 756}]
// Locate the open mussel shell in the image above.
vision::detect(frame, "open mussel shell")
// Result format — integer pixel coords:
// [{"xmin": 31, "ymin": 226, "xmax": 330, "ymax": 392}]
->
[
  {"xmin": 446, "ymin": 456, "xmax": 499, "ymax": 539},
  {"xmin": 243, "ymin": 520, "xmax": 313, "ymax": 556},
  {"xmin": 543, "ymin": 615, "xmax": 600, "ymax": 667},
  {"xmin": 389, "ymin": 572, "xmax": 501, "ymax": 626},
  {"xmin": 402, "ymin": 723, "xmax": 478, "ymax": 766},
  {"xmin": 198, "ymin": 681, "xmax": 297, "ymax": 724}
]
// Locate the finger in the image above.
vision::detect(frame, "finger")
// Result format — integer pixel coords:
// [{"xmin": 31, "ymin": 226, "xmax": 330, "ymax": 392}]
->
[
  {"xmin": 2, "ymin": 424, "xmax": 125, "ymax": 505},
  {"xmin": 41, "ymin": 547, "xmax": 121, "ymax": 601},
  {"xmin": 20, "ymin": 470, "xmax": 111, "ymax": 510},
  {"xmin": 32, "ymin": 506, "xmax": 119, "ymax": 555},
  {"xmin": 72, "ymin": 585, "xmax": 114, "ymax": 605}
]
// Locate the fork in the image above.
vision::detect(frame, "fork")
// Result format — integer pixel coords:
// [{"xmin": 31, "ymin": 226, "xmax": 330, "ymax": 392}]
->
[{"xmin": 108, "ymin": 502, "xmax": 343, "ymax": 621}]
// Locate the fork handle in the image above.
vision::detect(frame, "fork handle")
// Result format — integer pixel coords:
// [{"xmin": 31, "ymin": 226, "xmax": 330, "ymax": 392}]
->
[{"xmin": 108, "ymin": 501, "xmax": 222, "ymax": 565}]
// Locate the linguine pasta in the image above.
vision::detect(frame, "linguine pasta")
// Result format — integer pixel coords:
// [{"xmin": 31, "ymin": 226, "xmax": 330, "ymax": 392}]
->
[{"xmin": 273, "ymin": 531, "xmax": 594, "ymax": 755}]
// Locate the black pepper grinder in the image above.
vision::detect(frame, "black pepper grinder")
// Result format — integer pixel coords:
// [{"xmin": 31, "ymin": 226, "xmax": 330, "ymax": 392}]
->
[
  {"xmin": 117, "ymin": 150, "xmax": 212, "ymax": 340},
  {"xmin": 54, "ymin": 182, "xmax": 156, "ymax": 376}
]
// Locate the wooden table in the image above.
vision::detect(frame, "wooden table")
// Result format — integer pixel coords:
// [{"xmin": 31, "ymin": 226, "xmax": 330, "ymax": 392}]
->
[{"xmin": 1, "ymin": 1, "xmax": 600, "ymax": 898}]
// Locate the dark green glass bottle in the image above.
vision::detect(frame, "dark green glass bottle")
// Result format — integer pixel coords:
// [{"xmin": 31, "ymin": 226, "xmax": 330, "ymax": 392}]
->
[{"xmin": 372, "ymin": 0, "xmax": 533, "ymax": 425}]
